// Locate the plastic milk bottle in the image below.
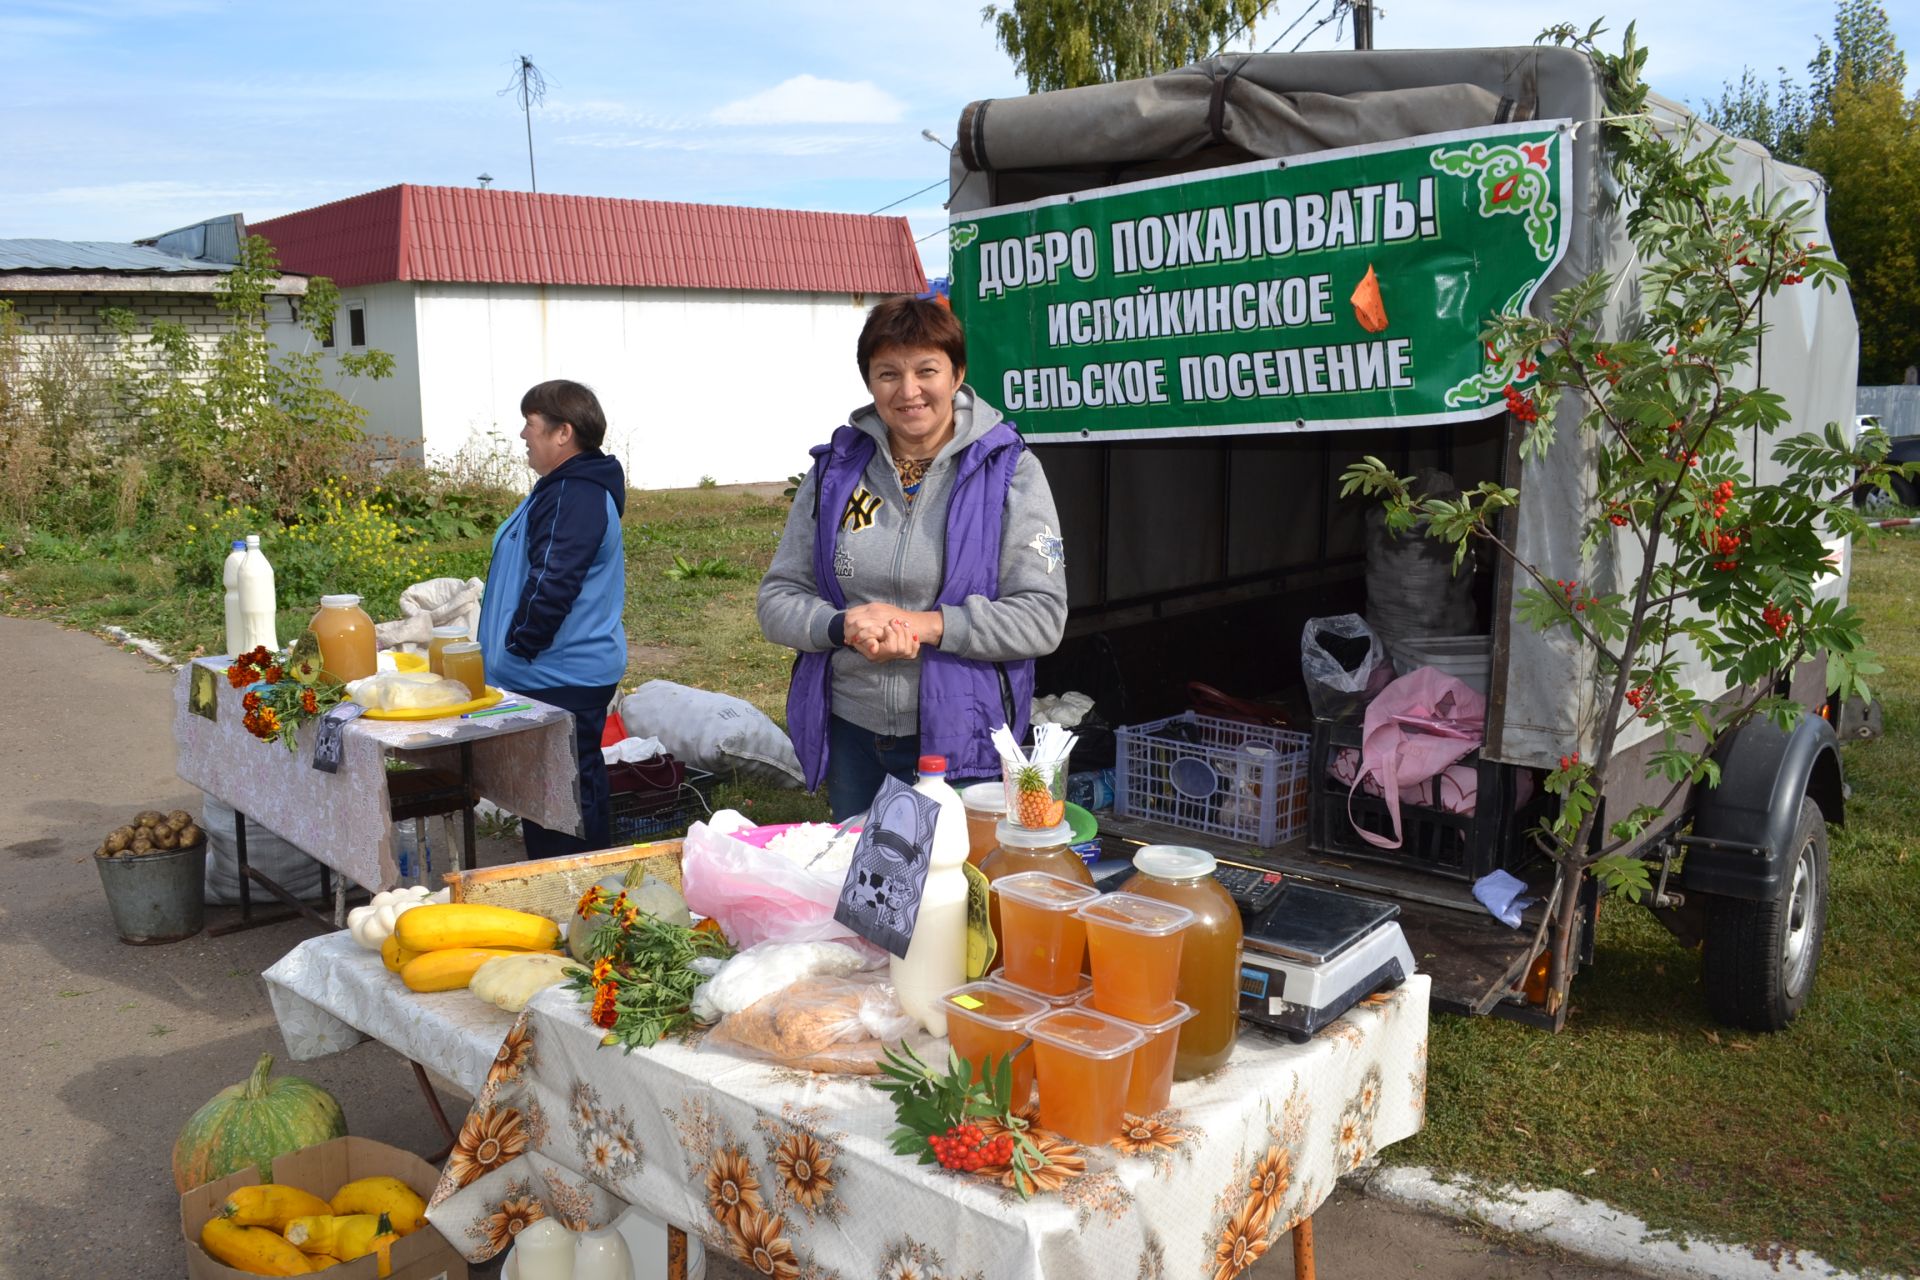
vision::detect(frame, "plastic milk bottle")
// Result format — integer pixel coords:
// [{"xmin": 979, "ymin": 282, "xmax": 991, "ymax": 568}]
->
[
  {"xmin": 222, "ymin": 539, "xmax": 247, "ymax": 656},
  {"xmin": 237, "ymin": 534, "xmax": 279, "ymax": 652},
  {"xmin": 892, "ymin": 754, "xmax": 970, "ymax": 1036}
]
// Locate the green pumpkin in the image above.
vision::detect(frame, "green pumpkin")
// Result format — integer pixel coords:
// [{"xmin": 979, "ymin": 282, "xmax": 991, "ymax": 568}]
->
[{"xmin": 171, "ymin": 1053, "xmax": 346, "ymax": 1191}]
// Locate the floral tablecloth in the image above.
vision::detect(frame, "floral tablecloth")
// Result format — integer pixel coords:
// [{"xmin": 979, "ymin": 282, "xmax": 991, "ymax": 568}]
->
[
  {"xmin": 426, "ymin": 976, "xmax": 1431, "ymax": 1280},
  {"xmin": 173, "ymin": 658, "xmax": 582, "ymax": 889}
]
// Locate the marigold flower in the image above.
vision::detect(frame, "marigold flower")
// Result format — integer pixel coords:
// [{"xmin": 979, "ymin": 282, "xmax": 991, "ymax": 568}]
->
[
  {"xmin": 300, "ymin": 688, "xmax": 318, "ymax": 715},
  {"xmin": 576, "ymin": 886, "xmax": 604, "ymax": 917},
  {"xmin": 263, "ymin": 665, "xmax": 285, "ymax": 684},
  {"xmin": 590, "ymin": 983, "xmax": 619, "ymax": 1029},
  {"xmin": 591, "ymin": 956, "xmax": 614, "ymax": 985},
  {"xmin": 227, "ymin": 665, "xmax": 254, "ymax": 689},
  {"xmin": 242, "ymin": 691, "xmax": 262, "ymax": 711}
]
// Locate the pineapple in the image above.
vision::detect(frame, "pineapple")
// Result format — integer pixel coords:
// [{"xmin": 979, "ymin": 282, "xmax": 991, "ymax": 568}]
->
[{"xmin": 1014, "ymin": 764, "xmax": 1064, "ymax": 828}]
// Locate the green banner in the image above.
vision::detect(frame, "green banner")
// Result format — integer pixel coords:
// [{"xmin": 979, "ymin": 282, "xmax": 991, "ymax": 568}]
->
[{"xmin": 949, "ymin": 120, "xmax": 1571, "ymax": 440}]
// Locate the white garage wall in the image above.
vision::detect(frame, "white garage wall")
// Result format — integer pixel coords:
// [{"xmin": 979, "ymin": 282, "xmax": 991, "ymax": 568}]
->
[
  {"xmin": 268, "ymin": 281, "xmax": 423, "ymax": 456},
  {"xmin": 412, "ymin": 283, "xmax": 879, "ymax": 490}
]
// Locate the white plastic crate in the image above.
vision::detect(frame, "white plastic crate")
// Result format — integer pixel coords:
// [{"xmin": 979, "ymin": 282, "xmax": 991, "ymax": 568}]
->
[{"xmin": 1114, "ymin": 712, "xmax": 1310, "ymax": 847}]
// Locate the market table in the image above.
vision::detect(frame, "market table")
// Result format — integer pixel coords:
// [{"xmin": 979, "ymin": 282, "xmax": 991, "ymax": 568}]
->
[
  {"xmin": 174, "ymin": 658, "xmax": 583, "ymax": 920},
  {"xmin": 263, "ymin": 932, "xmax": 1430, "ymax": 1280}
]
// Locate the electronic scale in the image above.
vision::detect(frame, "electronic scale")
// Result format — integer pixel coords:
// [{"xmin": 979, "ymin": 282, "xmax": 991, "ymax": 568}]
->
[{"xmin": 1236, "ymin": 881, "xmax": 1417, "ymax": 1042}]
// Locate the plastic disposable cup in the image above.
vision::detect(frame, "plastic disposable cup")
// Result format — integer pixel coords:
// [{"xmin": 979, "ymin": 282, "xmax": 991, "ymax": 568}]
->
[
  {"xmin": 1076, "ymin": 893, "xmax": 1195, "ymax": 1022},
  {"xmin": 1002, "ymin": 754, "xmax": 1070, "ymax": 830},
  {"xmin": 942, "ymin": 981, "xmax": 1047, "ymax": 1109},
  {"xmin": 1025, "ymin": 1006, "xmax": 1146, "ymax": 1145},
  {"xmin": 1079, "ymin": 995, "xmax": 1195, "ymax": 1116},
  {"xmin": 992, "ymin": 872, "xmax": 1099, "ymax": 996},
  {"xmin": 960, "ymin": 782, "xmax": 1008, "ymax": 867}
]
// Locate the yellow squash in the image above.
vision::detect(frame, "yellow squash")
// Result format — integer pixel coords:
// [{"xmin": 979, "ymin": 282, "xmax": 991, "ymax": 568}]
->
[
  {"xmin": 200, "ymin": 1217, "xmax": 313, "ymax": 1275},
  {"xmin": 379, "ymin": 933, "xmax": 420, "ymax": 974},
  {"xmin": 219, "ymin": 1182, "xmax": 333, "ymax": 1231},
  {"xmin": 328, "ymin": 1175, "xmax": 427, "ymax": 1235},
  {"xmin": 284, "ymin": 1213, "xmax": 382, "ymax": 1261},
  {"xmin": 400, "ymin": 947, "xmax": 553, "ymax": 992},
  {"xmin": 394, "ymin": 903, "xmax": 559, "ymax": 954}
]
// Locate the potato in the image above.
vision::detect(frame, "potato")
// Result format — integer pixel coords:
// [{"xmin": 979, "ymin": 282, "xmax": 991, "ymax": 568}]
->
[
  {"xmin": 177, "ymin": 823, "xmax": 204, "ymax": 847},
  {"xmin": 166, "ymin": 810, "xmax": 192, "ymax": 832},
  {"xmin": 96, "ymin": 843, "xmax": 112, "ymax": 858},
  {"xmin": 150, "ymin": 826, "xmax": 177, "ymax": 849},
  {"xmin": 105, "ymin": 829, "xmax": 132, "ymax": 853},
  {"xmin": 134, "ymin": 810, "xmax": 164, "ymax": 829},
  {"xmin": 130, "ymin": 835, "xmax": 153, "ymax": 853}
]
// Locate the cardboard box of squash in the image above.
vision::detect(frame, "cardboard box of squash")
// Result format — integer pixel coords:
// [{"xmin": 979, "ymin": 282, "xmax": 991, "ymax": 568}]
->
[{"xmin": 182, "ymin": 1136, "xmax": 467, "ymax": 1279}]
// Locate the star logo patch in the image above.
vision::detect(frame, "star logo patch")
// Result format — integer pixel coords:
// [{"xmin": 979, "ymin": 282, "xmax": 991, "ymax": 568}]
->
[{"xmin": 1028, "ymin": 526, "xmax": 1065, "ymax": 574}]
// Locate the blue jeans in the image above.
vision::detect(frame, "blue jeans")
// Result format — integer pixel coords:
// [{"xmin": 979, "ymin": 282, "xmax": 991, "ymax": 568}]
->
[
  {"xmin": 826, "ymin": 715, "xmax": 923, "ymax": 821},
  {"xmin": 516, "ymin": 683, "xmax": 618, "ymax": 859}
]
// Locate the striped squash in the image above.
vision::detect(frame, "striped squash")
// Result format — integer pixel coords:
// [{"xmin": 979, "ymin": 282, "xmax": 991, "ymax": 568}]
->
[{"xmin": 172, "ymin": 1053, "xmax": 347, "ymax": 1192}]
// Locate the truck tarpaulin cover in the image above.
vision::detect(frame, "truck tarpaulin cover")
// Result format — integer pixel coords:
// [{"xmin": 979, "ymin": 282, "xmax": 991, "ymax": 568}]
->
[{"xmin": 951, "ymin": 121, "xmax": 1571, "ymax": 440}]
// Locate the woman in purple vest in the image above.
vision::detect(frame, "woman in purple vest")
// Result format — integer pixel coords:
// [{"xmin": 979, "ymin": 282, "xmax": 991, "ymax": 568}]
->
[{"xmin": 758, "ymin": 297, "xmax": 1070, "ymax": 820}]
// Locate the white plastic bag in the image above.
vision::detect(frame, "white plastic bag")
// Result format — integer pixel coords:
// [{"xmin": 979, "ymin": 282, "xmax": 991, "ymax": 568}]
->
[
  {"xmin": 371, "ymin": 576, "xmax": 485, "ymax": 651},
  {"xmin": 620, "ymin": 681, "xmax": 805, "ymax": 788},
  {"xmin": 347, "ymin": 671, "xmax": 471, "ymax": 711},
  {"xmin": 680, "ymin": 818, "xmax": 856, "ymax": 948},
  {"xmin": 1301, "ymin": 614, "xmax": 1394, "ymax": 721}
]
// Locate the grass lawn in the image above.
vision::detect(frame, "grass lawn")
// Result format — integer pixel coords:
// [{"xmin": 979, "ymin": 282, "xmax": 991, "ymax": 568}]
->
[{"xmin": 3, "ymin": 490, "xmax": 1914, "ymax": 1273}]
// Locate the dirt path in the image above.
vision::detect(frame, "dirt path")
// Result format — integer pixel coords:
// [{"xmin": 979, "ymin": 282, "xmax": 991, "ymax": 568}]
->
[{"xmin": 0, "ymin": 615, "xmax": 1646, "ymax": 1280}]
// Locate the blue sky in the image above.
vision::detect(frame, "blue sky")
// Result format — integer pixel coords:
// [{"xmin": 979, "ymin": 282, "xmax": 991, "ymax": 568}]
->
[{"xmin": 7, "ymin": 0, "xmax": 1913, "ymax": 274}]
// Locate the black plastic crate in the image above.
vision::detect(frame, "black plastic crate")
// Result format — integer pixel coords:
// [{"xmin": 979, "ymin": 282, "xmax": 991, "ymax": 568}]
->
[
  {"xmin": 608, "ymin": 767, "xmax": 715, "ymax": 844},
  {"xmin": 1307, "ymin": 718, "xmax": 1542, "ymax": 882}
]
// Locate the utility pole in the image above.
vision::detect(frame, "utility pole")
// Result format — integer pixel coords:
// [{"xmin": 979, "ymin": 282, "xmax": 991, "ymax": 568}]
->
[{"xmin": 1352, "ymin": 1, "xmax": 1374, "ymax": 50}]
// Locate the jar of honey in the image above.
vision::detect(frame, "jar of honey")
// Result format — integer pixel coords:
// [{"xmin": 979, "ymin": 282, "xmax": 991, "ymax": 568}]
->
[
  {"xmin": 977, "ymin": 820, "xmax": 1092, "ymax": 973},
  {"xmin": 427, "ymin": 623, "xmax": 471, "ymax": 676},
  {"xmin": 1119, "ymin": 846, "xmax": 1243, "ymax": 1080},
  {"xmin": 441, "ymin": 641, "xmax": 486, "ymax": 699},
  {"xmin": 310, "ymin": 594, "xmax": 377, "ymax": 685},
  {"xmin": 959, "ymin": 782, "xmax": 1008, "ymax": 867}
]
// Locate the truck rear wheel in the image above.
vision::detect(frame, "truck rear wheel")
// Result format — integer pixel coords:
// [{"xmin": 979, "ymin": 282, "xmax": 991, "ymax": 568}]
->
[{"xmin": 1702, "ymin": 798, "xmax": 1828, "ymax": 1031}]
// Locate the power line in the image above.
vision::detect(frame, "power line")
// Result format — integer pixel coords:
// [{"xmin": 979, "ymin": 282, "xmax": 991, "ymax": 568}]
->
[
  {"xmin": 1259, "ymin": 0, "xmax": 1329, "ymax": 53},
  {"xmin": 1289, "ymin": 0, "xmax": 1349, "ymax": 52},
  {"xmin": 869, "ymin": 179, "xmax": 948, "ymax": 216}
]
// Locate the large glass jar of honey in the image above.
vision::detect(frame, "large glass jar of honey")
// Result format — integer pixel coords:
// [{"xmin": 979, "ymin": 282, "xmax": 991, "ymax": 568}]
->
[
  {"xmin": 427, "ymin": 623, "xmax": 471, "ymax": 676},
  {"xmin": 977, "ymin": 820, "xmax": 1092, "ymax": 972},
  {"xmin": 1119, "ymin": 845, "xmax": 1242, "ymax": 1079},
  {"xmin": 310, "ymin": 594, "xmax": 377, "ymax": 685}
]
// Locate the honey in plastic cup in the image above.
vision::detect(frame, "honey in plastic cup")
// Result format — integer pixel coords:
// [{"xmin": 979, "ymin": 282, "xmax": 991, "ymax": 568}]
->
[
  {"xmin": 1026, "ymin": 1006, "xmax": 1146, "ymax": 1145},
  {"xmin": 991, "ymin": 872, "xmax": 1098, "ymax": 996},
  {"xmin": 942, "ymin": 981, "xmax": 1047, "ymax": 1109},
  {"xmin": 990, "ymin": 974, "xmax": 1090, "ymax": 1009},
  {"xmin": 1079, "ymin": 994, "xmax": 1196, "ymax": 1116},
  {"xmin": 959, "ymin": 781, "xmax": 1008, "ymax": 867},
  {"xmin": 1076, "ymin": 892, "xmax": 1195, "ymax": 1022}
]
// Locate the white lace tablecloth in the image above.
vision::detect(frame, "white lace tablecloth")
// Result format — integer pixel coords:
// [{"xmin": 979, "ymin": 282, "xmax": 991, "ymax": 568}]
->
[
  {"xmin": 423, "ymin": 977, "xmax": 1432, "ymax": 1278},
  {"xmin": 263, "ymin": 930, "xmax": 517, "ymax": 1093},
  {"xmin": 174, "ymin": 659, "xmax": 582, "ymax": 890}
]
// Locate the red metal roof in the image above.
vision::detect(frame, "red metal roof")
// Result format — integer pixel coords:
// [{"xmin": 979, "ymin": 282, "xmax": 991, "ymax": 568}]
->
[{"xmin": 249, "ymin": 184, "xmax": 927, "ymax": 294}]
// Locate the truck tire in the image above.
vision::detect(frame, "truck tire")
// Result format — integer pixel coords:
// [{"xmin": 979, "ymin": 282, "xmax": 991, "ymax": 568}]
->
[{"xmin": 1702, "ymin": 797, "xmax": 1828, "ymax": 1030}]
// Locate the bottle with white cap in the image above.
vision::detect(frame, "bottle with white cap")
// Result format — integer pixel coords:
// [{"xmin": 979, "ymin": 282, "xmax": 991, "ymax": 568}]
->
[
  {"xmin": 891, "ymin": 754, "xmax": 970, "ymax": 1036},
  {"xmin": 236, "ymin": 534, "xmax": 278, "ymax": 652},
  {"xmin": 1120, "ymin": 845, "xmax": 1243, "ymax": 1078},
  {"xmin": 221, "ymin": 539, "xmax": 247, "ymax": 656}
]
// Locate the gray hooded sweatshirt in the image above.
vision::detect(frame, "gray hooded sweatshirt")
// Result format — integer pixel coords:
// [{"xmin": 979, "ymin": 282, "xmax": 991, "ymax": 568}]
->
[{"xmin": 757, "ymin": 387, "xmax": 1069, "ymax": 739}]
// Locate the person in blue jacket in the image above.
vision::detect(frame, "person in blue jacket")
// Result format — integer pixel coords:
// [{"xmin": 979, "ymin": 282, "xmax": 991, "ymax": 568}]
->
[{"xmin": 477, "ymin": 380, "xmax": 628, "ymax": 857}]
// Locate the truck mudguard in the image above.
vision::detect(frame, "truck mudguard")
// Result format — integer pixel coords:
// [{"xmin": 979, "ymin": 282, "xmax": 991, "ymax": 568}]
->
[{"xmin": 1682, "ymin": 713, "xmax": 1845, "ymax": 902}]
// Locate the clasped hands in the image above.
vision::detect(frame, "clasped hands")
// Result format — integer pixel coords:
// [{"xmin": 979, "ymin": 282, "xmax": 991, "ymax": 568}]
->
[{"xmin": 843, "ymin": 602, "xmax": 940, "ymax": 663}]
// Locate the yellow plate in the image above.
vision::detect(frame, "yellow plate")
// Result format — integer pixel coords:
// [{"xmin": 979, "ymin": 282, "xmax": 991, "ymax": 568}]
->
[
  {"xmin": 360, "ymin": 685, "xmax": 504, "ymax": 721},
  {"xmin": 391, "ymin": 651, "xmax": 429, "ymax": 673}
]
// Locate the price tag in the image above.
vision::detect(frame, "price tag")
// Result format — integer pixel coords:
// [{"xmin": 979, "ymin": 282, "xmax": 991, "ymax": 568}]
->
[
  {"xmin": 310, "ymin": 702, "xmax": 367, "ymax": 773},
  {"xmin": 833, "ymin": 775, "xmax": 939, "ymax": 959},
  {"xmin": 952, "ymin": 993, "xmax": 985, "ymax": 1010}
]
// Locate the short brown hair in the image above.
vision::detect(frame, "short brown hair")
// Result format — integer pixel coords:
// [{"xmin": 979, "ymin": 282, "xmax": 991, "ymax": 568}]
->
[
  {"xmin": 855, "ymin": 296, "xmax": 966, "ymax": 383},
  {"xmin": 520, "ymin": 380, "xmax": 607, "ymax": 450}
]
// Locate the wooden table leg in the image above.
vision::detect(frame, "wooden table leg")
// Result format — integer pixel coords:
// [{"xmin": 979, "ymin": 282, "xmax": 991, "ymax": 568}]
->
[
  {"xmin": 1291, "ymin": 1214, "xmax": 1316, "ymax": 1280},
  {"xmin": 411, "ymin": 1060, "xmax": 459, "ymax": 1164},
  {"xmin": 667, "ymin": 1226, "xmax": 688, "ymax": 1280}
]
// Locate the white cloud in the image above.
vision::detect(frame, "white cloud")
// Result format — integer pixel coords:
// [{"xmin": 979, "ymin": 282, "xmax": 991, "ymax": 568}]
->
[
  {"xmin": 559, "ymin": 130, "xmax": 865, "ymax": 157},
  {"xmin": 712, "ymin": 74, "xmax": 906, "ymax": 126}
]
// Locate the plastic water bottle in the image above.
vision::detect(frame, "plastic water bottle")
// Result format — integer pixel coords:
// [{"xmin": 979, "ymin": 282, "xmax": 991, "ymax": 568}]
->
[
  {"xmin": 221, "ymin": 539, "xmax": 247, "ymax": 656},
  {"xmin": 237, "ymin": 534, "xmax": 279, "ymax": 652},
  {"xmin": 892, "ymin": 754, "xmax": 970, "ymax": 1036}
]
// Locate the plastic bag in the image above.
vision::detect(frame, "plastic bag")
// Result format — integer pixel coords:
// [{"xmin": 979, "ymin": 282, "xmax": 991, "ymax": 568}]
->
[
  {"xmin": 706, "ymin": 974, "xmax": 919, "ymax": 1074},
  {"xmin": 347, "ymin": 671, "xmax": 472, "ymax": 711},
  {"xmin": 681, "ymin": 817, "xmax": 857, "ymax": 948},
  {"xmin": 1364, "ymin": 469, "xmax": 1477, "ymax": 648},
  {"xmin": 1301, "ymin": 614, "xmax": 1393, "ymax": 721},
  {"xmin": 372, "ymin": 576, "xmax": 485, "ymax": 651},
  {"xmin": 689, "ymin": 940, "xmax": 880, "ymax": 1023}
]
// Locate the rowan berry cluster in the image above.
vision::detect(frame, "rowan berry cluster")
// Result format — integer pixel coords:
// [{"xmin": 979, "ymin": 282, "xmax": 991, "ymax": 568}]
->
[
  {"xmin": 1607, "ymin": 502, "xmax": 1631, "ymax": 527},
  {"xmin": 1702, "ymin": 479, "xmax": 1735, "ymax": 520},
  {"xmin": 1557, "ymin": 751, "xmax": 1581, "ymax": 772},
  {"xmin": 928, "ymin": 1125, "xmax": 1013, "ymax": 1172},
  {"xmin": 1706, "ymin": 528, "xmax": 1742, "ymax": 572},
  {"xmin": 1504, "ymin": 383, "xmax": 1539, "ymax": 423},
  {"xmin": 1625, "ymin": 684, "xmax": 1654, "ymax": 717},
  {"xmin": 1554, "ymin": 578, "xmax": 1594, "ymax": 612},
  {"xmin": 1761, "ymin": 602, "xmax": 1793, "ymax": 638}
]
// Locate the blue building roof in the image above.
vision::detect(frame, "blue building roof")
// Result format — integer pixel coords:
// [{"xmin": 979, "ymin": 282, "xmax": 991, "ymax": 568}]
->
[{"xmin": 0, "ymin": 239, "xmax": 233, "ymax": 274}]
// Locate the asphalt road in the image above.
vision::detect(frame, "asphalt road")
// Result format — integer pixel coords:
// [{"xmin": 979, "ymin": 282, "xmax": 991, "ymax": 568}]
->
[{"xmin": 0, "ymin": 614, "xmax": 1647, "ymax": 1280}]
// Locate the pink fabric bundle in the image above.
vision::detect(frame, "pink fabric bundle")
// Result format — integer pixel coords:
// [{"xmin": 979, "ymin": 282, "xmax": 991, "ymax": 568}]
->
[{"xmin": 1338, "ymin": 666, "xmax": 1486, "ymax": 849}]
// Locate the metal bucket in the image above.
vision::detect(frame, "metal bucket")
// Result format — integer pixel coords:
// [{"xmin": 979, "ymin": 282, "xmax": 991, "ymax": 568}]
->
[{"xmin": 94, "ymin": 842, "xmax": 208, "ymax": 944}]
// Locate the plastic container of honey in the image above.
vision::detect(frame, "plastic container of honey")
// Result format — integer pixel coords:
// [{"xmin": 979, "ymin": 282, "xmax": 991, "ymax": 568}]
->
[
  {"xmin": 1080, "ymin": 995, "xmax": 1195, "ymax": 1116},
  {"xmin": 441, "ymin": 641, "xmax": 486, "ymax": 698},
  {"xmin": 959, "ymin": 782, "xmax": 1008, "ymax": 867},
  {"xmin": 310, "ymin": 594, "xmax": 377, "ymax": 685},
  {"xmin": 1075, "ymin": 892, "xmax": 1194, "ymax": 1022},
  {"xmin": 1119, "ymin": 846, "xmax": 1244, "ymax": 1080},
  {"xmin": 992, "ymin": 975, "xmax": 1090, "ymax": 1009},
  {"xmin": 978, "ymin": 820, "xmax": 1090, "ymax": 971},
  {"xmin": 991, "ymin": 872, "xmax": 1097, "ymax": 997},
  {"xmin": 941, "ymin": 981, "xmax": 1047, "ymax": 1108},
  {"xmin": 427, "ymin": 623, "xmax": 471, "ymax": 676},
  {"xmin": 1025, "ymin": 1006, "xmax": 1145, "ymax": 1145}
]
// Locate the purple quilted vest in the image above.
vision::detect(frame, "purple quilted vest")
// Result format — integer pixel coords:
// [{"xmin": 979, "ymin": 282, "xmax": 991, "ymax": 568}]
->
[{"xmin": 787, "ymin": 421, "xmax": 1033, "ymax": 789}]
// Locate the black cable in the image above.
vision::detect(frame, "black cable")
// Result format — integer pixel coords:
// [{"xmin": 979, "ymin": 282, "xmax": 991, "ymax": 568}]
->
[
  {"xmin": 869, "ymin": 179, "xmax": 947, "ymax": 216},
  {"xmin": 1259, "ymin": 0, "xmax": 1328, "ymax": 54},
  {"xmin": 1290, "ymin": 0, "xmax": 1347, "ymax": 52}
]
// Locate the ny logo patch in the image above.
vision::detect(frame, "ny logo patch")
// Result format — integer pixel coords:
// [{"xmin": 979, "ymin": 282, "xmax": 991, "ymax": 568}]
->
[{"xmin": 841, "ymin": 487, "xmax": 884, "ymax": 533}]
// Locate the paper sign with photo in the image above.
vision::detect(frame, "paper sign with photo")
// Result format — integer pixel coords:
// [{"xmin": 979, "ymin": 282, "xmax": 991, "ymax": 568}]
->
[
  {"xmin": 833, "ymin": 774, "xmax": 939, "ymax": 959},
  {"xmin": 310, "ymin": 702, "xmax": 367, "ymax": 774}
]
